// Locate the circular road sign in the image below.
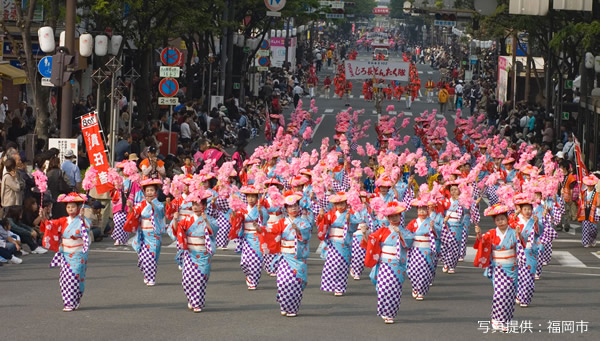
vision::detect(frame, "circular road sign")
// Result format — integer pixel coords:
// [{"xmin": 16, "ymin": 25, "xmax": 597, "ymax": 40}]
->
[
  {"xmin": 260, "ymin": 40, "xmax": 270, "ymax": 50},
  {"xmin": 258, "ymin": 56, "xmax": 270, "ymax": 67},
  {"xmin": 265, "ymin": 0, "xmax": 286, "ymax": 12},
  {"xmin": 158, "ymin": 78, "xmax": 179, "ymax": 97},
  {"xmin": 160, "ymin": 47, "xmax": 182, "ymax": 66}
]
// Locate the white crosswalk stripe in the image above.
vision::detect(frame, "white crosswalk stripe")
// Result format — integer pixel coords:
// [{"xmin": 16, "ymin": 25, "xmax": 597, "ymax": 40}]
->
[
  {"xmin": 349, "ymin": 95, "xmax": 354, "ymax": 98},
  {"xmin": 324, "ymin": 109, "xmax": 334, "ymax": 113},
  {"xmin": 418, "ymin": 71, "xmax": 423, "ymax": 74},
  {"xmin": 466, "ymin": 247, "xmax": 589, "ymax": 268},
  {"xmin": 427, "ymin": 71, "xmax": 434, "ymax": 75},
  {"xmin": 436, "ymin": 114, "xmax": 445, "ymax": 119},
  {"xmin": 553, "ymin": 251, "xmax": 587, "ymax": 268},
  {"xmin": 360, "ymin": 95, "xmax": 365, "ymax": 99},
  {"xmin": 389, "ymin": 111, "xmax": 397, "ymax": 115},
  {"xmin": 403, "ymin": 112, "xmax": 413, "ymax": 116}
]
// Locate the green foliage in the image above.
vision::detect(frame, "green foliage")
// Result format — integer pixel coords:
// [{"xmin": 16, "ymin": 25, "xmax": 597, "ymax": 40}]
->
[{"xmin": 550, "ymin": 21, "xmax": 600, "ymax": 55}]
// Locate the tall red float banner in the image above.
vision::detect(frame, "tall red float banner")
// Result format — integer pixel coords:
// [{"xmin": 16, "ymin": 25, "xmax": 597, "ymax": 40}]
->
[{"xmin": 81, "ymin": 112, "xmax": 114, "ymax": 194}]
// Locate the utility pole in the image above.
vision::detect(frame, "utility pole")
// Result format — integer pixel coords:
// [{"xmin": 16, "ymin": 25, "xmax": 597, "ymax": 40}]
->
[
  {"xmin": 60, "ymin": 0, "xmax": 76, "ymax": 138},
  {"xmin": 219, "ymin": 0, "xmax": 229, "ymax": 97}
]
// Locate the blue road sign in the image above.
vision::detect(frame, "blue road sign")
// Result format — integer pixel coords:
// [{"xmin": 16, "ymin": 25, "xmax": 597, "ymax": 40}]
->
[
  {"xmin": 158, "ymin": 78, "xmax": 179, "ymax": 97},
  {"xmin": 160, "ymin": 48, "xmax": 181, "ymax": 66},
  {"xmin": 38, "ymin": 56, "xmax": 53, "ymax": 78},
  {"xmin": 258, "ymin": 56, "xmax": 270, "ymax": 67}
]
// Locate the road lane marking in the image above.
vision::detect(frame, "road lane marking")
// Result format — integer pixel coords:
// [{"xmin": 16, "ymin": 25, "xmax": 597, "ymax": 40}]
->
[
  {"xmin": 404, "ymin": 111, "xmax": 413, "ymax": 116},
  {"xmin": 312, "ymin": 114, "xmax": 325, "ymax": 139},
  {"xmin": 436, "ymin": 114, "xmax": 445, "ymax": 119},
  {"xmin": 324, "ymin": 108, "xmax": 334, "ymax": 113},
  {"xmin": 88, "ymin": 249, "xmax": 600, "ymax": 272},
  {"xmin": 553, "ymin": 251, "xmax": 587, "ymax": 268}
]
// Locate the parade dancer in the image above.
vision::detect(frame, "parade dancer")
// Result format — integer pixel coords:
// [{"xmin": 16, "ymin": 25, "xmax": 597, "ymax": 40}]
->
[
  {"xmin": 474, "ymin": 204, "xmax": 524, "ymax": 333},
  {"xmin": 350, "ymin": 192, "xmax": 374, "ymax": 280},
  {"xmin": 441, "ymin": 181, "xmax": 463, "ymax": 274},
  {"xmin": 262, "ymin": 179, "xmax": 285, "ymax": 276},
  {"xmin": 176, "ymin": 190, "xmax": 219, "ymax": 313},
  {"xmin": 41, "ymin": 193, "xmax": 90, "ymax": 312},
  {"xmin": 533, "ymin": 188, "xmax": 557, "ymax": 280},
  {"xmin": 229, "ymin": 185, "xmax": 269, "ymax": 290},
  {"xmin": 511, "ymin": 193, "xmax": 539, "ymax": 308},
  {"xmin": 111, "ymin": 160, "xmax": 143, "ymax": 246},
  {"xmin": 407, "ymin": 197, "xmax": 435, "ymax": 301},
  {"xmin": 428, "ymin": 199, "xmax": 444, "ymax": 285},
  {"xmin": 578, "ymin": 175, "xmax": 599, "ymax": 248},
  {"xmin": 123, "ymin": 178, "xmax": 166, "ymax": 287},
  {"xmin": 166, "ymin": 176, "xmax": 194, "ymax": 268},
  {"xmin": 317, "ymin": 192, "xmax": 361, "ymax": 296},
  {"xmin": 362, "ymin": 201, "xmax": 413, "ymax": 324},
  {"xmin": 323, "ymin": 75, "xmax": 332, "ymax": 99},
  {"xmin": 261, "ymin": 192, "xmax": 312, "ymax": 317}
]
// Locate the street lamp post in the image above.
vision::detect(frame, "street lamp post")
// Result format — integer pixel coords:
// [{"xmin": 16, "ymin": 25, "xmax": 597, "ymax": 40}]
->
[
  {"xmin": 60, "ymin": 0, "xmax": 76, "ymax": 138},
  {"xmin": 124, "ymin": 68, "xmax": 140, "ymax": 133}
]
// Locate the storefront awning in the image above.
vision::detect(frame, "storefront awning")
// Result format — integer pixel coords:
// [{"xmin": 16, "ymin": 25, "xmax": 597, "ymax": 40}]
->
[{"xmin": 0, "ymin": 63, "xmax": 28, "ymax": 85}]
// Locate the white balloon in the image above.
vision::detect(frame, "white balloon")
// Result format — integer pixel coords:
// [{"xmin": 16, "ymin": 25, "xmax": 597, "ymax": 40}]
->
[
  {"xmin": 79, "ymin": 33, "xmax": 93, "ymax": 57},
  {"xmin": 38, "ymin": 26, "xmax": 55, "ymax": 53},
  {"xmin": 95, "ymin": 35, "xmax": 108, "ymax": 56}
]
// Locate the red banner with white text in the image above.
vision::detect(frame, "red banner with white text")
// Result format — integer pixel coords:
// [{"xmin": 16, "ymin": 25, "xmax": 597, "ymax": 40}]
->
[{"xmin": 81, "ymin": 113, "xmax": 113, "ymax": 194}]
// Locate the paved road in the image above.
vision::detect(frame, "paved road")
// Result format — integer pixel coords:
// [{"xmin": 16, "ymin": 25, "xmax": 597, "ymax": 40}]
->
[{"xmin": 3, "ymin": 54, "xmax": 599, "ymax": 340}]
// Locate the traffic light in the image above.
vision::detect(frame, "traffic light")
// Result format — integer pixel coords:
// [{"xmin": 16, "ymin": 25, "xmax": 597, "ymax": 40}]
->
[{"xmin": 50, "ymin": 47, "xmax": 74, "ymax": 87}]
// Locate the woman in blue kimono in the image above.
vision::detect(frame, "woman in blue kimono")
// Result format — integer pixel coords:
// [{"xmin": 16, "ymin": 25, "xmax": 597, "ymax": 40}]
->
[
  {"xmin": 111, "ymin": 161, "xmax": 144, "ymax": 246},
  {"xmin": 350, "ymin": 192, "xmax": 376, "ymax": 280},
  {"xmin": 41, "ymin": 192, "xmax": 91, "ymax": 312},
  {"xmin": 406, "ymin": 197, "xmax": 435, "ymax": 301},
  {"xmin": 362, "ymin": 201, "xmax": 413, "ymax": 324},
  {"xmin": 511, "ymin": 193, "xmax": 539, "ymax": 308},
  {"xmin": 474, "ymin": 204, "xmax": 524, "ymax": 333},
  {"xmin": 291, "ymin": 175, "xmax": 315, "ymax": 229},
  {"xmin": 441, "ymin": 182, "xmax": 463, "ymax": 274},
  {"xmin": 262, "ymin": 179, "xmax": 285, "ymax": 276},
  {"xmin": 317, "ymin": 192, "xmax": 362, "ymax": 296},
  {"xmin": 261, "ymin": 191, "xmax": 312, "ymax": 317},
  {"xmin": 373, "ymin": 176, "xmax": 398, "ymax": 227},
  {"xmin": 229, "ymin": 185, "xmax": 269, "ymax": 290},
  {"xmin": 428, "ymin": 200, "xmax": 444, "ymax": 285},
  {"xmin": 176, "ymin": 189, "xmax": 219, "ymax": 313},
  {"xmin": 123, "ymin": 178, "xmax": 166, "ymax": 287},
  {"xmin": 533, "ymin": 189, "xmax": 557, "ymax": 280}
]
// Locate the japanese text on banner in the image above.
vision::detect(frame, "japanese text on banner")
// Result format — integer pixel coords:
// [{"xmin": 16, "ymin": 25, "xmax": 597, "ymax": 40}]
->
[
  {"xmin": 80, "ymin": 113, "xmax": 113, "ymax": 194},
  {"xmin": 344, "ymin": 61, "xmax": 410, "ymax": 81}
]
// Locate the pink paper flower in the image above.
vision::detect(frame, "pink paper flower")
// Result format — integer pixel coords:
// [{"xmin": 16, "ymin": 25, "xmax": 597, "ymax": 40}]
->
[
  {"xmin": 82, "ymin": 166, "xmax": 99, "ymax": 191},
  {"xmin": 32, "ymin": 170, "xmax": 48, "ymax": 193}
]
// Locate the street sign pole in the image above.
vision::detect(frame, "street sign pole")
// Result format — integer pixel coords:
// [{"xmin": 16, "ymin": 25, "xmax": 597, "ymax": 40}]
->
[
  {"xmin": 125, "ymin": 68, "xmax": 140, "ymax": 134},
  {"xmin": 168, "ymin": 105, "xmax": 173, "ymax": 155}
]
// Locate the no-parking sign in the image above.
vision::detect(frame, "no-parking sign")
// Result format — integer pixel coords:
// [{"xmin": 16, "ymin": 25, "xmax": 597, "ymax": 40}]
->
[
  {"xmin": 158, "ymin": 78, "xmax": 179, "ymax": 97},
  {"xmin": 160, "ymin": 47, "xmax": 182, "ymax": 66}
]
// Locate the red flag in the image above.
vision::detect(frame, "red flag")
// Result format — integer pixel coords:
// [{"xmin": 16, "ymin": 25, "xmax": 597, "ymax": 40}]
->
[
  {"xmin": 573, "ymin": 134, "xmax": 587, "ymax": 216},
  {"xmin": 80, "ymin": 113, "xmax": 114, "ymax": 194}
]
